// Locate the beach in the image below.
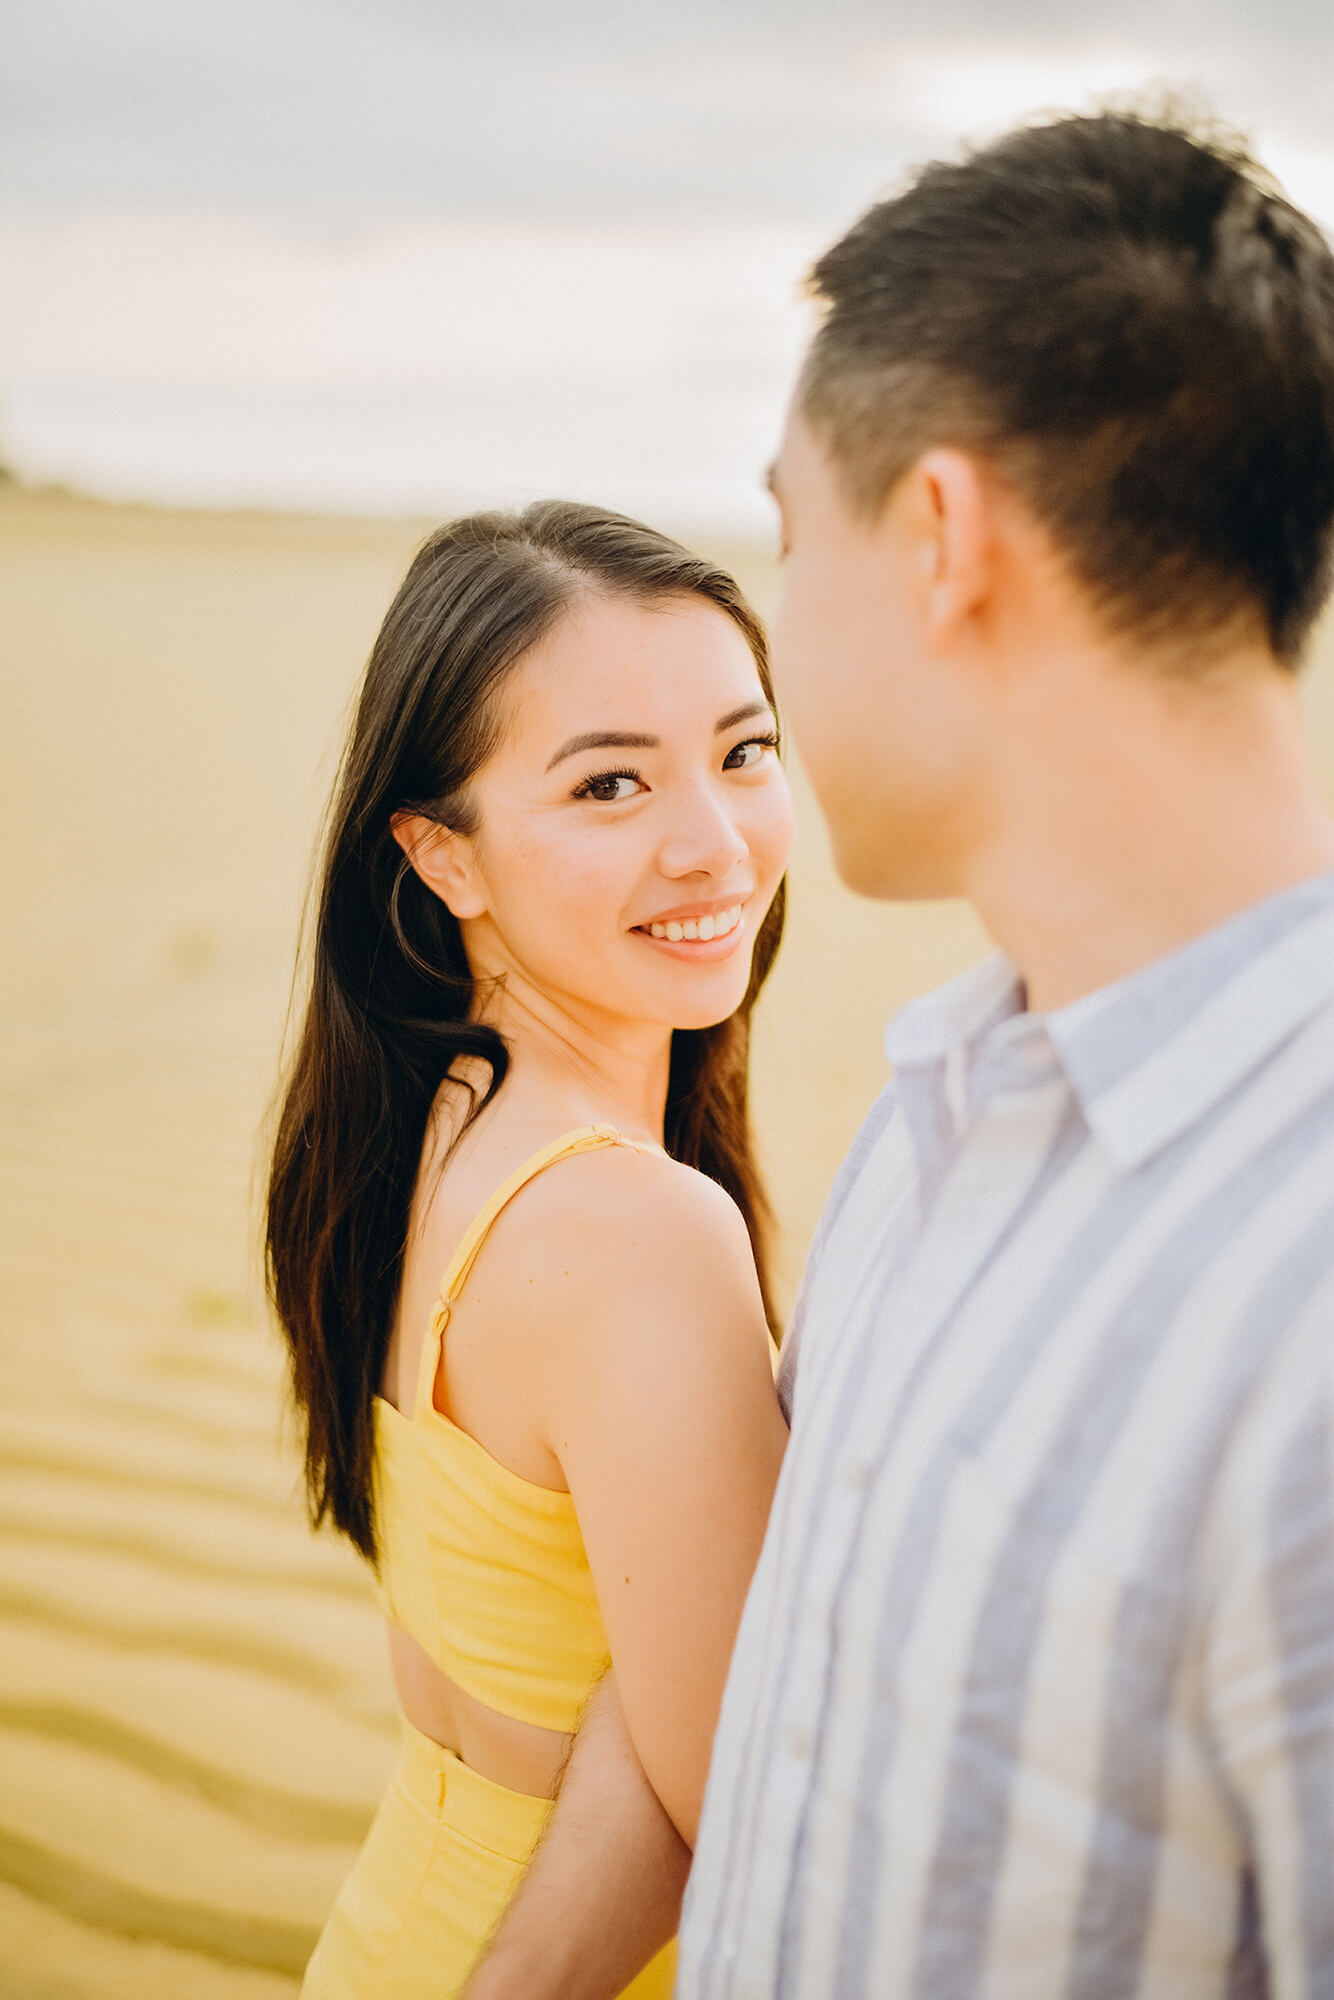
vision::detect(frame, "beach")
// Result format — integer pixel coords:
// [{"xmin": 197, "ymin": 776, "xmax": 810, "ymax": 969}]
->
[{"xmin": 2, "ymin": 484, "xmax": 1331, "ymax": 1995}]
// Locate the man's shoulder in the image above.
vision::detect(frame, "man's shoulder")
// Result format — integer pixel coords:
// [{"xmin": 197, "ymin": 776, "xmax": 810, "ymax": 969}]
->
[
  {"xmin": 814, "ymin": 1077, "xmax": 907, "ymax": 1258},
  {"xmin": 776, "ymin": 1078, "xmax": 908, "ymax": 1420}
]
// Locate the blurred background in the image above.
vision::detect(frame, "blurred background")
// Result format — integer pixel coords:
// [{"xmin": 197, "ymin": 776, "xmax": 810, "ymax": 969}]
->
[{"xmin": 3, "ymin": 3, "xmax": 1334, "ymax": 1993}]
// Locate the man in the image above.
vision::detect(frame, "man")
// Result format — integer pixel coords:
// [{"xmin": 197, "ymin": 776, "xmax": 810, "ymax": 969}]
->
[{"xmin": 468, "ymin": 109, "xmax": 1334, "ymax": 1997}]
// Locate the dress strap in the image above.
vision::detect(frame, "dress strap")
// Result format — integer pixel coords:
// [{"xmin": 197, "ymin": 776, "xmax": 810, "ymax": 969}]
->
[{"xmin": 412, "ymin": 1124, "xmax": 657, "ymax": 1417}]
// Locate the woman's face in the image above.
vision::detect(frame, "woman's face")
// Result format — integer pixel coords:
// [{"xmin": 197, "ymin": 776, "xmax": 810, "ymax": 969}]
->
[{"xmin": 442, "ymin": 591, "xmax": 793, "ymax": 1034}]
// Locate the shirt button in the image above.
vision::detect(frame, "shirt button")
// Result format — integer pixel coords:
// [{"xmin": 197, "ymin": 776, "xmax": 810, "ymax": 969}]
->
[
  {"xmin": 842, "ymin": 1456, "xmax": 872, "ymax": 1491},
  {"xmin": 784, "ymin": 1721, "xmax": 815, "ymax": 1760}
]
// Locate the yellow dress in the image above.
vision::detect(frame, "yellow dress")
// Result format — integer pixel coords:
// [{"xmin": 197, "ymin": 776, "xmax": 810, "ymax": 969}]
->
[{"xmin": 301, "ymin": 1126, "xmax": 677, "ymax": 1998}]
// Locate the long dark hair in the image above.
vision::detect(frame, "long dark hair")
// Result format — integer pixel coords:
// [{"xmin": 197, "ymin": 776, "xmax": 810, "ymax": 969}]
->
[{"xmin": 266, "ymin": 502, "xmax": 786, "ymax": 1560}]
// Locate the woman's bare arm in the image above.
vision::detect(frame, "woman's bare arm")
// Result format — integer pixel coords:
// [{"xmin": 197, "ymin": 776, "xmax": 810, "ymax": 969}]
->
[
  {"xmin": 525, "ymin": 1145, "xmax": 787, "ymax": 1844},
  {"xmin": 462, "ymin": 1672, "xmax": 688, "ymax": 2000},
  {"xmin": 459, "ymin": 1141, "xmax": 786, "ymax": 1987}
]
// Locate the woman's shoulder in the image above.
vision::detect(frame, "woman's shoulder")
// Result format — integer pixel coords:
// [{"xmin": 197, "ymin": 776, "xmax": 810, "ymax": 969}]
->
[
  {"xmin": 524, "ymin": 1133, "xmax": 751, "ymax": 1270},
  {"xmin": 472, "ymin": 1132, "xmax": 764, "ymax": 1348}
]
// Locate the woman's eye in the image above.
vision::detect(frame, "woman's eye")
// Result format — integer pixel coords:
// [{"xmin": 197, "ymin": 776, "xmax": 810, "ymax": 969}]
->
[
  {"xmin": 576, "ymin": 769, "xmax": 643, "ymax": 803},
  {"xmin": 723, "ymin": 735, "xmax": 778, "ymax": 772}
]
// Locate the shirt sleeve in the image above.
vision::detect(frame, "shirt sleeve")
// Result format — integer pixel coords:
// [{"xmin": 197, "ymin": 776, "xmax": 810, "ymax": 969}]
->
[
  {"xmin": 1204, "ymin": 1342, "xmax": 1334, "ymax": 1999},
  {"xmin": 776, "ymin": 1078, "xmax": 902, "ymax": 1427},
  {"xmin": 774, "ymin": 1268, "xmax": 810, "ymax": 1424}
]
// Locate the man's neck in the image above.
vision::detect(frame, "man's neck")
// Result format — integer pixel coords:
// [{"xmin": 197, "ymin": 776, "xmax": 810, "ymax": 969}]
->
[{"xmin": 962, "ymin": 645, "xmax": 1334, "ymax": 1013}]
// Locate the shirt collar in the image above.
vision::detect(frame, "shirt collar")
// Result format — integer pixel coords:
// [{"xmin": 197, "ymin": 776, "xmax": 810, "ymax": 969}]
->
[
  {"xmin": 1047, "ymin": 871, "xmax": 1334, "ymax": 1171},
  {"xmin": 883, "ymin": 871, "xmax": 1334, "ymax": 1173},
  {"xmin": 883, "ymin": 950, "xmax": 1023, "ymax": 1072}
]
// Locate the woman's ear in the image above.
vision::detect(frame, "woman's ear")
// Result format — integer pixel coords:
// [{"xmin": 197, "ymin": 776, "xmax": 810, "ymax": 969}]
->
[{"xmin": 390, "ymin": 812, "xmax": 489, "ymax": 921}]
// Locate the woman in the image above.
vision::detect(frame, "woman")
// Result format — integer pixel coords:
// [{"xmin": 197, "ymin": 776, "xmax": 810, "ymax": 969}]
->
[{"xmin": 266, "ymin": 501, "xmax": 794, "ymax": 1997}]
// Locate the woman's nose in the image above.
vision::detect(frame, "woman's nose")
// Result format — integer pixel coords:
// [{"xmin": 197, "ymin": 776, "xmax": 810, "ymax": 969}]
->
[{"xmin": 657, "ymin": 787, "xmax": 749, "ymax": 880}]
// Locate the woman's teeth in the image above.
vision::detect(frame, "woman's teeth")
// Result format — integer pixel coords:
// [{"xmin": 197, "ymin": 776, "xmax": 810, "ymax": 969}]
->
[{"xmin": 646, "ymin": 904, "xmax": 743, "ymax": 944}]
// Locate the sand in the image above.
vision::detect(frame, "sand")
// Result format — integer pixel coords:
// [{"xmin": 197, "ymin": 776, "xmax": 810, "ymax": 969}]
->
[{"xmin": 2, "ymin": 485, "xmax": 1331, "ymax": 1994}]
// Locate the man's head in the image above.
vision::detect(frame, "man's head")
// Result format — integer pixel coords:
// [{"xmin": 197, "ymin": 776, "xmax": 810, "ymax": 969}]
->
[{"xmin": 769, "ymin": 111, "xmax": 1334, "ymax": 899}]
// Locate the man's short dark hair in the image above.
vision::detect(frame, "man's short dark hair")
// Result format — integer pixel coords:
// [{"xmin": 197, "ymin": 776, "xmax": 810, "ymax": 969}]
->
[{"xmin": 801, "ymin": 111, "xmax": 1334, "ymax": 664}]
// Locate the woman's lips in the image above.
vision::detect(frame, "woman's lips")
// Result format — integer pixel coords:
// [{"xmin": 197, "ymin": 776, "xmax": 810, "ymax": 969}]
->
[
  {"xmin": 640, "ymin": 902, "xmax": 743, "ymax": 944},
  {"xmin": 631, "ymin": 900, "xmax": 748, "ymax": 961}
]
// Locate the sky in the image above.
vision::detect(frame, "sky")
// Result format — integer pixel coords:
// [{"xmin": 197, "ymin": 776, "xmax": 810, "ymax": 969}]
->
[{"xmin": 4, "ymin": 0, "xmax": 1334, "ymax": 532}]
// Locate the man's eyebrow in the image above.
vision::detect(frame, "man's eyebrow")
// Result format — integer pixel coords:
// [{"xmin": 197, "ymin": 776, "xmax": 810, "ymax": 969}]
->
[
  {"xmin": 545, "ymin": 730, "xmax": 659, "ymax": 772},
  {"xmin": 716, "ymin": 700, "xmax": 775, "ymax": 734},
  {"xmin": 763, "ymin": 461, "xmax": 779, "ymax": 497}
]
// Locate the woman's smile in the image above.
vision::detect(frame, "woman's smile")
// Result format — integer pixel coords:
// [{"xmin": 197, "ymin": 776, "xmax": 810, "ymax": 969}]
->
[{"xmin": 631, "ymin": 896, "xmax": 748, "ymax": 958}]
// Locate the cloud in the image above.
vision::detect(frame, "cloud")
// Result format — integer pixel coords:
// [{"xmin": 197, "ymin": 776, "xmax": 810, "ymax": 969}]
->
[{"xmin": 4, "ymin": 0, "xmax": 1333, "ymax": 226}]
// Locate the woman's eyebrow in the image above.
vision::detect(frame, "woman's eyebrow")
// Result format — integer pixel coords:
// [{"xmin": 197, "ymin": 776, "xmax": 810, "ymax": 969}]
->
[
  {"xmin": 716, "ymin": 700, "xmax": 775, "ymax": 734},
  {"xmin": 545, "ymin": 702, "xmax": 773, "ymax": 772},
  {"xmin": 546, "ymin": 729, "xmax": 658, "ymax": 772}
]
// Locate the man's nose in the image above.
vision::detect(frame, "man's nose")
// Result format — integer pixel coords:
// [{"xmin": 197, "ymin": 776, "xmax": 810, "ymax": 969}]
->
[{"xmin": 657, "ymin": 786, "xmax": 749, "ymax": 879}]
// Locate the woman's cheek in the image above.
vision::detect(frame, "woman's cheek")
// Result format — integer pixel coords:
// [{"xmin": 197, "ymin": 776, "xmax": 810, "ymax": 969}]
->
[
  {"xmin": 755, "ymin": 776, "xmax": 797, "ymax": 885},
  {"xmin": 545, "ymin": 842, "xmax": 627, "ymax": 939}
]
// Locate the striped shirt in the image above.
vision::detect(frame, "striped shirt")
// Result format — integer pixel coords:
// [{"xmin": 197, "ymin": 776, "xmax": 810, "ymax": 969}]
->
[{"xmin": 680, "ymin": 872, "xmax": 1334, "ymax": 2000}]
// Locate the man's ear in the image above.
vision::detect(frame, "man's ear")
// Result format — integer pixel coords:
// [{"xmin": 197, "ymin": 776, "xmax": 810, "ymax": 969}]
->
[
  {"xmin": 903, "ymin": 447, "xmax": 993, "ymax": 648},
  {"xmin": 390, "ymin": 812, "xmax": 488, "ymax": 921}
]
